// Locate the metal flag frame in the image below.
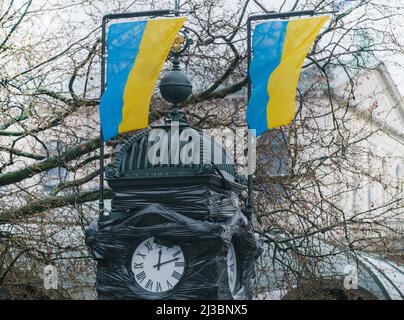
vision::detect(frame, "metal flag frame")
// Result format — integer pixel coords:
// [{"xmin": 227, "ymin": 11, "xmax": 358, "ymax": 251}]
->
[
  {"xmin": 98, "ymin": 7, "xmax": 334, "ymax": 218},
  {"xmin": 99, "ymin": 9, "xmax": 187, "ymax": 214},
  {"xmin": 245, "ymin": 9, "xmax": 335, "ymax": 223}
]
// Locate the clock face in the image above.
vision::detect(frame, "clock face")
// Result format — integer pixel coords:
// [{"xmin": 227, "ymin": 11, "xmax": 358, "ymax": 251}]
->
[
  {"xmin": 131, "ymin": 237, "xmax": 186, "ymax": 293},
  {"xmin": 226, "ymin": 242, "xmax": 238, "ymax": 294}
]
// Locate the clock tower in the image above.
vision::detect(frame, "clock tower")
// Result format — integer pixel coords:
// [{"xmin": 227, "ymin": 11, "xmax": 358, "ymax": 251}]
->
[
  {"xmin": 85, "ymin": 26, "xmax": 261, "ymax": 300},
  {"xmin": 85, "ymin": 113, "xmax": 261, "ymax": 299}
]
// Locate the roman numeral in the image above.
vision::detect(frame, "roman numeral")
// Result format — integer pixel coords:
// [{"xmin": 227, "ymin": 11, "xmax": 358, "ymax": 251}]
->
[
  {"xmin": 166, "ymin": 280, "xmax": 173, "ymax": 289},
  {"xmin": 175, "ymin": 261, "xmax": 185, "ymax": 268},
  {"xmin": 136, "ymin": 252, "xmax": 146, "ymax": 259},
  {"xmin": 145, "ymin": 241, "xmax": 153, "ymax": 252},
  {"xmin": 172, "ymin": 250, "xmax": 181, "ymax": 257},
  {"xmin": 172, "ymin": 271, "xmax": 182, "ymax": 280},
  {"xmin": 156, "ymin": 282, "xmax": 162, "ymax": 292},
  {"xmin": 133, "ymin": 262, "xmax": 143, "ymax": 269},
  {"xmin": 145, "ymin": 279, "xmax": 153, "ymax": 290},
  {"xmin": 136, "ymin": 271, "xmax": 146, "ymax": 283}
]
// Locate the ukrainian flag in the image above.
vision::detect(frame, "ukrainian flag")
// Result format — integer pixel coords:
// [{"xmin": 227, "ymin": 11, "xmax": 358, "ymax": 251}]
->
[
  {"xmin": 246, "ymin": 16, "xmax": 329, "ymax": 136},
  {"xmin": 100, "ymin": 17, "xmax": 186, "ymax": 141}
]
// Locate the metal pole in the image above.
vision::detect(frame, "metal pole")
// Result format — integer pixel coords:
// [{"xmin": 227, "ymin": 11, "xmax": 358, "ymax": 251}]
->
[
  {"xmin": 174, "ymin": 0, "xmax": 180, "ymax": 11},
  {"xmin": 99, "ymin": 16, "xmax": 107, "ymax": 215},
  {"xmin": 245, "ymin": 9, "xmax": 328, "ymax": 223},
  {"xmin": 246, "ymin": 18, "xmax": 253, "ymax": 223},
  {"xmin": 103, "ymin": 10, "xmax": 174, "ymax": 21},
  {"xmin": 248, "ymin": 9, "xmax": 315, "ymax": 22}
]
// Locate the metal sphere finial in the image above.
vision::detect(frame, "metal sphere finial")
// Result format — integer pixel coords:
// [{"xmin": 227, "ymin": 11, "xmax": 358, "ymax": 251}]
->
[
  {"xmin": 159, "ymin": 4, "xmax": 193, "ymax": 107},
  {"xmin": 158, "ymin": 65, "xmax": 192, "ymax": 104}
]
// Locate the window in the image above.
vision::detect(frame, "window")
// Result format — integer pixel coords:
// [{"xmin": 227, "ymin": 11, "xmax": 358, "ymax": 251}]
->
[
  {"xmin": 257, "ymin": 130, "xmax": 291, "ymax": 205},
  {"xmin": 396, "ymin": 163, "xmax": 402, "ymax": 183},
  {"xmin": 257, "ymin": 129, "xmax": 291, "ymax": 177},
  {"xmin": 42, "ymin": 140, "xmax": 68, "ymax": 192}
]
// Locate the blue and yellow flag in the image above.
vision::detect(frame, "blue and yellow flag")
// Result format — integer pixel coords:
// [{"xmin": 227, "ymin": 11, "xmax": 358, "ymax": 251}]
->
[
  {"xmin": 246, "ymin": 16, "xmax": 329, "ymax": 136},
  {"xmin": 100, "ymin": 17, "xmax": 186, "ymax": 141}
]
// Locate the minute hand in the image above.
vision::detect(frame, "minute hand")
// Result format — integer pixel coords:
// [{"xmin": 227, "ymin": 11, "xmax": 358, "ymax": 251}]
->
[{"xmin": 153, "ymin": 257, "xmax": 180, "ymax": 268}]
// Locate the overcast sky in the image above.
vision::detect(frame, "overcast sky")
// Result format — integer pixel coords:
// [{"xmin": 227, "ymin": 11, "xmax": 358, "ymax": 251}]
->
[{"xmin": 4, "ymin": 0, "xmax": 404, "ymax": 96}]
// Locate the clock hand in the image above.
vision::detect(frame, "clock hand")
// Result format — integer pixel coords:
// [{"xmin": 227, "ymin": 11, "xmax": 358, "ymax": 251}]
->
[
  {"xmin": 156, "ymin": 249, "xmax": 162, "ymax": 271},
  {"xmin": 153, "ymin": 257, "xmax": 180, "ymax": 269}
]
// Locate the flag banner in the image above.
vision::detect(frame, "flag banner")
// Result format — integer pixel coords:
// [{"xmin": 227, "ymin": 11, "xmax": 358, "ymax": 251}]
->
[
  {"xmin": 100, "ymin": 17, "xmax": 187, "ymax": 141},
  {"xmin": 246, "ymin": 15, "xmax": 329, "ymax": 136}
]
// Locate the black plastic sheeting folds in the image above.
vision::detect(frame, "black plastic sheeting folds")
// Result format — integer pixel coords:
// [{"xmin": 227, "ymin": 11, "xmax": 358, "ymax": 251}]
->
[
  {"xmin": 85, "ymin": 185, "xmax": 262, "ymax": 300},
  {"xmin": 111, "ymin": 185, "xmax": 242, "ymax": 221}
]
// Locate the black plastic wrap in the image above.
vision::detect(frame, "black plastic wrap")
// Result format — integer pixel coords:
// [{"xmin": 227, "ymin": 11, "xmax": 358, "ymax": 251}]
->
[
  {"xmin": 110, "ymin": 185, "xmax": 241, "ymax": 221},
  {"xmin": 85, "ymin": 185, "xmax": 262, "ymax": 300}
]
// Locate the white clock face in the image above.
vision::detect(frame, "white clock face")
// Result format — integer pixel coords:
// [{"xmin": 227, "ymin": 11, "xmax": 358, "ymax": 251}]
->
[
  {"xmin": 131, "ymin": 237, "xmax": 185, "ymax": 293},
  {"xmin": 227, "ymin": 242, "xmax": 238, "ymax": 294}
]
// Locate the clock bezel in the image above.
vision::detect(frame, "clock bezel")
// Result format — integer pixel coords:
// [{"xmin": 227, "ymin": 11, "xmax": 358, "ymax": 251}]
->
[
  {"xmin": 226, "ymin": 240, "xmax": 241, "ymax": 296},
  {"xmin": 127, "ymin": 237, "xmax": 187, "ymax": 296}
]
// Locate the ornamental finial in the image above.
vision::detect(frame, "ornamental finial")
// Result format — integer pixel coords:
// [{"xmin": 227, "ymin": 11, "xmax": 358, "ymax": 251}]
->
[{"xmin": 174, "ymin": 0, "xmax": 180, "ymax": 11}]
